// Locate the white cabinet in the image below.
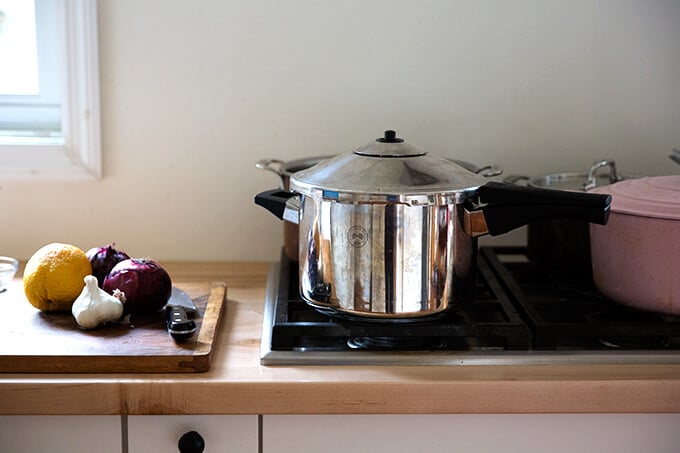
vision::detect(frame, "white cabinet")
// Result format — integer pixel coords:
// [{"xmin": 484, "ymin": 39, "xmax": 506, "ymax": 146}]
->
[
  {"xmin": 4, "ymin": 413, "xmax": 679, "ymax": 452},
  {"xmin": 263, "ymin": 414, "xmax": 680, "ymax": 453},
  {"xmin": 0, "ymin": 415, "xmax": 121, "ymax": 453},
  {"xmin": 127, "ymin": 415, "xmax": 258, "ymax": 452}
]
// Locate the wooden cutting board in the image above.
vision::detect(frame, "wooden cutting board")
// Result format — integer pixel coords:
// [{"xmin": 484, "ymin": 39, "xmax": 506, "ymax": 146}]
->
[{"xmin": 0, "ymin": 280, "xmax": 227, "ymax": 373}]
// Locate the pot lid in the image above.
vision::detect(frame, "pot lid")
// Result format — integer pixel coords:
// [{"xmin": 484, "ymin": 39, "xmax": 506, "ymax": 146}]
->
[
  {"xmin": 530, "ymin": 171, "xmax": 643, "ymax": 192},
  {"xmin": 289, "ymin": 130, "xmax": 486, "ymax": 204},
  {"xmin": 530, "ymin": 172, "xmax": 601, "ymax": 192},
  {"xmin": 529, "ymin": 160, "xmax": 643, "ymax": 192},
  {"xmin": 590, "ymin": 175, "xmax": 680, "ymax": 220}
]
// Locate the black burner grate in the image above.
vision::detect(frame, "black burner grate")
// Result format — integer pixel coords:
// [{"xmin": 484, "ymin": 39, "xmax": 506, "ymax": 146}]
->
[
  {"xmin": 481, "ymin": 247, "xmax": 680, "ymax": 350},
  {"xmin": 269, "ymin": 250, "xmax": 532, "ymax": 352}
]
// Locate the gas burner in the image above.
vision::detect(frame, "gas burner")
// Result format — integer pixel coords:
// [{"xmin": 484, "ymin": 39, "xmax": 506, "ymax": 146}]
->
[
  {"xmin": 324, "ymin": 308, "xmax": 457, "ymax": 325},
  {"xmin": 599, "ymin": 336, "xmax": 670, "ymax": 350},
  {"xmin": 587, "ymin": 308, "xmax": 673, "ymax": 349},
  {"xmin": 347, "ymin": 336, "xmax": 447, "ymax": 351}
]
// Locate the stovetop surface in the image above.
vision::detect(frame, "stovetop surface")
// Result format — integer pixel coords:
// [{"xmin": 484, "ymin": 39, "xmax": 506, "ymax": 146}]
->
[{"xmin": 260, "ymin": 247, "xmax": 680, "ymax": 365}]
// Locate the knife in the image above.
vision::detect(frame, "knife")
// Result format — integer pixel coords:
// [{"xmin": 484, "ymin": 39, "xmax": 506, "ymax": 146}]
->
[{"xmin": 165, "ymin": 286, "xmax": 198, "ymax": 341}]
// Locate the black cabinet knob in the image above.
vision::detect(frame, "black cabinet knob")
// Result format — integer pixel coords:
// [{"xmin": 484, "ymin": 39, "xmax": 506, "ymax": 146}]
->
[{"xmin": 178, "ymin": 430, "xmax": 205, "ymax": 453}]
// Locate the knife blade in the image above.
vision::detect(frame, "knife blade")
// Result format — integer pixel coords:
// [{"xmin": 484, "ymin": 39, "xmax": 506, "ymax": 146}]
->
[{"xmin": 165, "ymin": 286, "xmax": 198, "ymax": 341}]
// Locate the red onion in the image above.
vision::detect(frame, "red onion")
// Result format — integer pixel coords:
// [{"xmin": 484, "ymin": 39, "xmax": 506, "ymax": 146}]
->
[
  {"xmin": 103, "ymin": 258, "xmax": 172, "ymax": 314},
  {"xmin": 86, "ymin": 244, "xmax": 130, "ymax": 286}
]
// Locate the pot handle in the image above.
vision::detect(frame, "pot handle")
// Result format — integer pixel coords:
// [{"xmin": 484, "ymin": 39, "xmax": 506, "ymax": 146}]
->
[
  {"xmin": 671, "ymin": 148, "xmax": 680, "ymax": 166},
  {"xmin": 469, "ymin": 181, "xmax": 612, "ymax": 237},
  {"xmin": 255, "ymin": 159, "xmax": 285, "ymax": 176},
  {"xmin": 583, "ymin": 160, "xmax": 619, "ymax": 191},
  {"xmin": 502, "ymin": 174, "xmax": 530, "ymax": 185},
  {"xmin": 254, "ymin": 189, "xmax": 301, "ymax": 224},
  {"xmin": 475, "ymin": 164, "xmax": 503, "ymax": 178}
]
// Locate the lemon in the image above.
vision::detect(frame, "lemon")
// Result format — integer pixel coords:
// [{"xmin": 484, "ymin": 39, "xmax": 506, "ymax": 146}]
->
[{"xmin": 23, "ymin": 243, "xmax": 93, "ymax": 312}]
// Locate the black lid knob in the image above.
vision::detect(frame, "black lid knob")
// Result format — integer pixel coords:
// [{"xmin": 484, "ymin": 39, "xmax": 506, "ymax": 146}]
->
[
  {"xmin": 377, "ymin": 130, "xmax": 404, "ymax": 143},
  {"xmin": 355, "ymin": 130, "xmax": 424, "ymax": 157}
]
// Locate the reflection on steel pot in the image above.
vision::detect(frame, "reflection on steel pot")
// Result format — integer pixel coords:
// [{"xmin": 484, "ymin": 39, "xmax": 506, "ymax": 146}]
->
[
  {"xmin": 256, "ymin": 156, "xmax": 501, "ymax": 261},
  {"xmin": 508, "ymin": 160, "xmax": 643, "ymax": 266},
  {"xmin": 589, "ymin": 176, "xmax": 680, "ymax": 315},
  {"xmin": 255, "ymin": 130, "xmax": 612, "ymax": 319}
]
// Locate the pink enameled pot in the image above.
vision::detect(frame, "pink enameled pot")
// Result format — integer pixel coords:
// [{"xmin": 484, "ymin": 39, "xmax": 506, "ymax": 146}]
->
[{"xmin": 589, "ymin": 176, "xmax": 680, "ymax": 315}]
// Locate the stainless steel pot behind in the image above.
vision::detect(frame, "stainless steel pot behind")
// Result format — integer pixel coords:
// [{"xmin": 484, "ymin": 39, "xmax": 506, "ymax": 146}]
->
[
  {"xmin": 256, "ymin": 156, "xmax": 332, "ymax": 261},
  {"xmin": 507, "ymin": 160, "xmax": 643, "ymax": 265}
]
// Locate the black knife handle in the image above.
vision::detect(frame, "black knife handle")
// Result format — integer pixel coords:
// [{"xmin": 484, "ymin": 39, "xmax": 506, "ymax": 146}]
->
[{"xmin": 167, "ymin": 306, "xmax": 197, "ymax": 341}]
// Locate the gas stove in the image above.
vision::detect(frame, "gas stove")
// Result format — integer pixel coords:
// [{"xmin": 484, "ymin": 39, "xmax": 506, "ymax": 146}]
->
[{"xmin": 260, "ymin": 247, "xmax": 680, "ymax": 365}]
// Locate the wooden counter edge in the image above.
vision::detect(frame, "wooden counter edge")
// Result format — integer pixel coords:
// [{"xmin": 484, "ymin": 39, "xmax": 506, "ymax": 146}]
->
[{"xmin": 2, "ymin": 377, "xmax": 680, "ymax": 415}]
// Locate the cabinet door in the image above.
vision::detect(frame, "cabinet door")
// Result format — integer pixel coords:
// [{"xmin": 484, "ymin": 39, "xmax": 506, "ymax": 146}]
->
[
  {"xmin": 128, "ymin": 415, "xmax": 258, "ymax": 453},
  {"xmin": 263, "ymin": 414, "xmax": 680, "ymax": 453},
  {"xmin": 0, "ymin": 415, "xmax": 121, "ymax": 453}
]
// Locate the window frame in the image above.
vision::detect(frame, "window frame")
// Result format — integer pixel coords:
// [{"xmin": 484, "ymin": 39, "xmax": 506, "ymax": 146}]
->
[{"xmin": 0, "ymin": 0, "xmax": 101, "ymax": 180}]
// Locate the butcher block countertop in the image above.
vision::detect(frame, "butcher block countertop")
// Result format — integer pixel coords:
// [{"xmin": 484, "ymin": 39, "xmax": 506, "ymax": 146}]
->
[{"xmin": 1, "ymin": 261, "xmax": 680, "ymax": 416}]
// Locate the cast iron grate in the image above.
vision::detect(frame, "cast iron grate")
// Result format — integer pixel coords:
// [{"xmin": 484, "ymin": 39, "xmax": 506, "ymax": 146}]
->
[
  {"xmin": 481, "ymin": 247, "xmax": 680, "ymax": 350},
  {"xmin": 269, "ymin": 250, "xmax": 532, "ymax": 352}
]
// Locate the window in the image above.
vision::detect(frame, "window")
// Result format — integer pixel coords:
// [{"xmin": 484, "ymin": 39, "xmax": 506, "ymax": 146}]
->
[
  {"xmin": 0, "ymin": 1, "xmax": 40, "ymax": 97},
  {"xmin": 0, "ymin": 0, "xmax": 101, "ymax": 180},
  {"xmin": 0, "ymin": 0, "xmax": 59, "ymax": 134}
]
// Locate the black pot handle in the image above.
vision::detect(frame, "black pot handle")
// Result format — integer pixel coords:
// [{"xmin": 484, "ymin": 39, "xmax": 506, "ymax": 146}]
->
[
  {"xmin": 254, "ymin": 189, "xmax": 298, "ymax": 220},
  {"xmin": 474, "ymin": 181, "xmax": 612, "ymax": 236}
]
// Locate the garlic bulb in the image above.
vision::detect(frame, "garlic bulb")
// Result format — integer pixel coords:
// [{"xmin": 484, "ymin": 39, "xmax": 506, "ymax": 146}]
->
[{"xmin": 72, "ymin": 275, "xmax": 125, "ymax": 329}]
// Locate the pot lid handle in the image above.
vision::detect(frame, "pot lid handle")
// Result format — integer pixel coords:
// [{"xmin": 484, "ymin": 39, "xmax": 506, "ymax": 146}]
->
[
  {"xmin": 377, "ymin": 130, "xmax": 404, "ymax": 143},
  {"xmin": 354, "ymin": 130, "xmax": 426, "ymax": 157}
]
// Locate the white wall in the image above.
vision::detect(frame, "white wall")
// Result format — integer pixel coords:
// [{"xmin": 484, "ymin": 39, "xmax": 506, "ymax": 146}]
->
[{"xmin": 1, "ymin": 0, "xmax": 679, "ymax": 262}]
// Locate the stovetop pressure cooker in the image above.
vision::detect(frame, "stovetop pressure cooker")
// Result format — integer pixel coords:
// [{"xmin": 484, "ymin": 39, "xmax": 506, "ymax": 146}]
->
[{"xmin": 256, "ymin": 130, "xmax": 612, "ymax": 319}]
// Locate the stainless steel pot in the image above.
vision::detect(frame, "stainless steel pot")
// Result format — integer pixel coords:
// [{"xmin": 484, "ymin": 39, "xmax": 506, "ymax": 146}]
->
[
  {"xmin": 256, "ymin": 156, "xmax": 501, "ymax": 261},
  {"xmin": 510, "ymin": 160, "xmax": 643, "ymax": 192},
  {"xmin": 256, "ymin": 156, "xmax": 335, "ymax": 190},
  {"xmin": 507, "ymin": 160, "xmax": 643, "ymax": 266},
  {"xmin": 256, "ymin": 156, "xmax": 333, "ymax": 261},
  {"xmin": 256, "ymin": 131, "xmax": 612, "ymax": 319}
]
